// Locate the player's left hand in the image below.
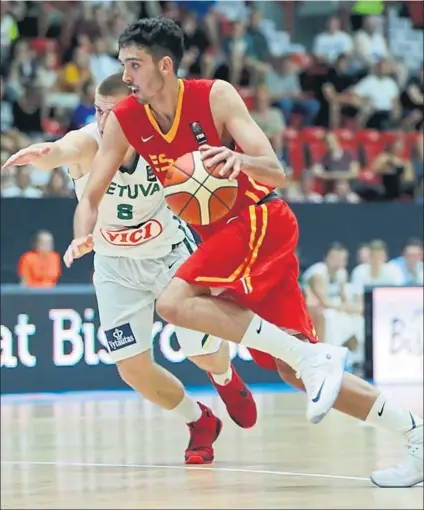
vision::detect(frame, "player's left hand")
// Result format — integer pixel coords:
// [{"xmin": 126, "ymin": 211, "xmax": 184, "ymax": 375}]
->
[
  {"xmin": 199, "ymin": 145, "xmax": 244, "ymax": 180},
  {"xmin": 63, "ymin": 235, "xmax": 94, "ymax": 268}
]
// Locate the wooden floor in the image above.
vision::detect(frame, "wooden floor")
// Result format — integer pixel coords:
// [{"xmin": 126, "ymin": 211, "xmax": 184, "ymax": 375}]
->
[{"xmin": 1, "ymin": 385, "xmax": 423, "ymax": 509}]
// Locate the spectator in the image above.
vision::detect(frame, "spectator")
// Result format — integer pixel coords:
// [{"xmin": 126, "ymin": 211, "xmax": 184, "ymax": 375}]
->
[
  {"xmin": 350, "ymin": 59, "xmax": 400, "ymax": 130},
  {"xmin": 351, "ymin": 239, "xmax": 404, "ymax": 295},
  {"xmin": 356, "ymin": 243, "xmax": 370, "ymax": 265},
  {"xmin": 266, "ymin": 56, "xmax": 320, "ymax": 127},
  {"xmin": 90, "ymin": 36, "xmax": 120, "ymax": 85},
  {"xmin": 68, "ymin": 81, "xmax": 95, "ymax": 130},
  {"xmin": 1, "ymin": 165, "xmax": 43, "ymax": 198},
  {"xmin": 251, "ymin": 86, "xmax": 285, "ymax": 162},
  {"xmin": 401, "ymin": 65, "xmax": 424, "ymax": 131},
  {"xmin": 325, "ymin": 179, "xmax": 361, "ymax": 203},
  {"xmin": 247, "ymin": 9, "xmax": 271, "ymax": 63},
  {"xmin": 44, "ymin": 167, "xmax": 72, "ymax": 197},
  {"xmin": 388, "ymin": 238, "xmax": 423, "ymax": 285},
  {"xmin": 1, "ymin": 1, "xmax": 20, "ymax": 65},
  {"xmin": 313, "ymin": 16, "xmax": 353, "ymax": 65},
  {"xmin": 285, "ymin": 170, "xmax": 323, "ymax": 203},
  {"xmin": 354, "ymin": 15, "xmax": 388, "ymax": 69},
  {"xmin": 0, "ymin": 74, "xmax": 13, "ymax": 132},
  {"xmin": 221, "ymin": 21, "xmax": 268, "ymax": 87},
  {"xmin": 9, "ymin": 39, "xmax": 38, "ymax": 88},
  {"xmin": 17, "ymin": 230, "xmax": 61, "ymax": 288},
  {"xmin": 312, "ymin": 132, "xmax": 360, "ymax": 194},
  {"xmin": 12, "ymin": 85, "xmax": 45, "ymax": 138},
  {"xmin": 57, "ymin": 46, "xmax": 92, "ymax": 93},
  {"xmin": 180, "ymin": 11, "xmax": 212, "ymax": 78},
  {"xmin": 303, "ymin": 242, "xmax": 364, "ymax": 366},
  {"xmin": 36, "ymin": 50, "xmax": 59, "ymax": 91},
  {"xmin": 321, "ymin": 54, "xmax": 360, "ymax": 128},
  {"xmin": 370, "ymin": 137, "xmax": 415, "ymax": 200}
]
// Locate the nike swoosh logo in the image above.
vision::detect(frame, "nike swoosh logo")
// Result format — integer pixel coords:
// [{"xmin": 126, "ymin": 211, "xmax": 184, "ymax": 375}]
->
[
  {"xmin": 168, "ymin": 260, "xmax": 178, "ymax": 270},
  {"xmin": 312, "ymin": 379, "xmax": 326, "ymax": 403},
  {"xmin": 142, "ymin": 135, "xmax": 153, "ymax": 142},
  {"xmin": 256, "ymin": 319, "xmax": 263, "ymax": 334},
  {"xmin": 409, "ymin": 411, "xmax": 416, "ymax": 429},
  {"xmin": 377, "ymin": 401, "xmax": 386, "ymax": 417}
]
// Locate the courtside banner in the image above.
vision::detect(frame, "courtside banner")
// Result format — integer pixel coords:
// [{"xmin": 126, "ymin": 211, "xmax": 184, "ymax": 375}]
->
[
  {"xmin": 366, "ymin": 286, "xmax": 423, "ymax": 384},
  {"xmin": 0, "ymin": 286, "xmax": 281, "ymax": 394}
]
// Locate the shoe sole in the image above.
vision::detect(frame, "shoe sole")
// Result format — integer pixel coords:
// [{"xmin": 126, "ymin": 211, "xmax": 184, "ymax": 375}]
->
[
  {"xmin": 308, "ymin": 347, "xmax": 349, "ymax": 425},
  {"xmin": 370, "ymin": 475, "xmax": 424, "ymax": 488},
  {"xmin": 185, "ymin": 418, "xmax": 223, "ymax": 465}
]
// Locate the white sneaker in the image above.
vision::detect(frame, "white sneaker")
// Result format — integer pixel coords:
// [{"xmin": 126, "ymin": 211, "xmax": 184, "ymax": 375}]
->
[
  {"xmin": 297, "ymin": 344, "xmax": 348, "ymax": 424},
  {"xmin": 371, "ymin": 425, "xmax": 423, "ymax": 488}
]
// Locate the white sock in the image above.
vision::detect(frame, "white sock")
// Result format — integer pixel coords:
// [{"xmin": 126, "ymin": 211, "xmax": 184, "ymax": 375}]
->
[
  {"xmin": 241, "ymin": 314, "xmax": 312, "ymax": 370},
  {"xmin": 211, "ymin": 365, "xmax": 233, "ymax": 386},
  {"xmin": 366, "ymin": 394, "xmax": 423, "ymax": 434},
  {"xmin": 172, "ymin": 394, "xmax": 202, "ymax": 424}
]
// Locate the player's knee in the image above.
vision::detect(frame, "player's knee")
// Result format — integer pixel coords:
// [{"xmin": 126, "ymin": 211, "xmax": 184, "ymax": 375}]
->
[
  {"xmin": 156, "ymin": 278, "xmax": 198, "ymax": 324},
  {"xmin": 156, "ymin": 292, "xmax": 180, "ymax": 324}
]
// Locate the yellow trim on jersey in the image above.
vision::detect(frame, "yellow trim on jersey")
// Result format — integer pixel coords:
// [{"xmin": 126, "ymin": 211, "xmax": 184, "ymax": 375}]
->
[
  {"xmin": 144, "ymin": 79, "xmax": 184, "ymax": 144},
  {"xmin": 195, "ymin": 204, "xmax": 268, "ymax": 294},
  {"xmin": 245, "ymin": 190, "xmax": 260, "ymax": 203},
  {"xmin": 242, "ymin": 204, "xmax": 268, "ymax": 293},
  {"xmin": 248, "ymin": 176, "xmax": 270, "ymax": 195}
]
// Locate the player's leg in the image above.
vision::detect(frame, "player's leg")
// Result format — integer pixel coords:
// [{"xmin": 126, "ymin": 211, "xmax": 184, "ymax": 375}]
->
[
  {"xmin": 161, "ymin": 241, "xmax": 257, "ymax": 428},
  {"xmin": 156, "ymin": 202, "xmax": 348, "ymax": 424},
  {"xmin": 93, "ymin": 255, "xmax": 222, "ymax": 464},
  {"xmin": 276, "ymin": 361, "xmax": 423, "ymax": 488}
]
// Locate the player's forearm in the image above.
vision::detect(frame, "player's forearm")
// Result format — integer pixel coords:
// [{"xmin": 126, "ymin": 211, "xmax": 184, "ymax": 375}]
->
[
  {"xmin": 241, "ymin": 155, "xmax": 286, "ymax": 188},
  {"xmin": 32, "ymin": 143, "xmax": 69, "ymax": 170},
  {"xmin": 73, "ymin": 197, "xmax": 98, "ymax": 239}
]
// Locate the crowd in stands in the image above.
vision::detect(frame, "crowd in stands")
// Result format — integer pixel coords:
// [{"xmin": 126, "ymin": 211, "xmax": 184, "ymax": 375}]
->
[{"xmin": 1, "ymin": 1, "xmax": 423, "ymax": 202}]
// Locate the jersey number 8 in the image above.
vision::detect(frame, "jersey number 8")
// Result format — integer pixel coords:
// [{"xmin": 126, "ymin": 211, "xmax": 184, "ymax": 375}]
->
[{"xmin": 117, "ymin": 203, "xmax": 133, "ymax": 220}]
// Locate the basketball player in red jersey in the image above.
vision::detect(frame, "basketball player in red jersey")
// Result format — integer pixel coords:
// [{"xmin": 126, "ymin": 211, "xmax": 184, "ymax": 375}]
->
[{"xmin": 69, "ymin": 19, "xmax": 423, "ymax": 487}]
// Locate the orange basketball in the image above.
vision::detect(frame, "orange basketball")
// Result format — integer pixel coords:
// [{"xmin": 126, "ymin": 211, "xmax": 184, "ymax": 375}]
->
[{"xmin": 163, "ymin": 151, "xmax": 238, "ymax": 226}]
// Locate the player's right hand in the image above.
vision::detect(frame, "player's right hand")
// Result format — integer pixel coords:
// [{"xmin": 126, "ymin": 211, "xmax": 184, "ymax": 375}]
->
[
  {"xmin": 1, "ymin": 145, "xmax": 51, "ymax": 170},
  {"xmin": 63, "ymin": 235, "xmax": 94, "ymax": 268}
]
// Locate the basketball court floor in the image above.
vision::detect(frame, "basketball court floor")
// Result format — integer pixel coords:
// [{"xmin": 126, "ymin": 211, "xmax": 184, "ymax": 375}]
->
[{"xmin": 1, "ymin": 384, "xmax": 423, "ymax": 509}]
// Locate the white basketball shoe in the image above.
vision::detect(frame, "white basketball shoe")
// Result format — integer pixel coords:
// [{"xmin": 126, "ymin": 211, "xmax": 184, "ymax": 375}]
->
[
  {"xmin": 371, "ymin": 425, "xmax": 423, "ymax": 488},
  {"xmin": 297, "ymin": 343, "xmax": 349, "ymax": 424}
]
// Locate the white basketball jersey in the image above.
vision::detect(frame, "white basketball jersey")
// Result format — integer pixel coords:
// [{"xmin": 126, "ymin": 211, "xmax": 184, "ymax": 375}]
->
[{"xmin": 73, "ymin": 122, "xmax": 186, "ymax": 259}]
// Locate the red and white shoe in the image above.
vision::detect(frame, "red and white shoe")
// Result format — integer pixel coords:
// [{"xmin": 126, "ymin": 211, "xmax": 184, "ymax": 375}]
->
[
  {"xmin": 185, "ymin": 402, "xmax": 222, "ymax": 464},
  {"xmin": 208, "ymin": 365, "xmax": 257, "ymax": 429}
]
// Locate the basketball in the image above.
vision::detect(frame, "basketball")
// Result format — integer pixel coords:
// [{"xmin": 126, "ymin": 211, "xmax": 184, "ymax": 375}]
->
[{"xmin": 163, "ymin": 151, "xmax": 238, "ymax": 226}]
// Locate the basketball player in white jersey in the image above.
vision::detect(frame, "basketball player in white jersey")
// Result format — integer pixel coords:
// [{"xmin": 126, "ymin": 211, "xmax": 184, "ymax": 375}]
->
[{"xmin": 1, "ymin": 73, "xmax": 258, "ymax": 465}]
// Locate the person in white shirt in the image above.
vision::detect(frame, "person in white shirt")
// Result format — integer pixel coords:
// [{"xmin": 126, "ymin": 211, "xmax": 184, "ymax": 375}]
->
[
  {"xmin": 303, "ymin": 243, "xmax": 364, "ymax": 365},
  {"xmin": 351, "ymin": 59, "xmax": 400, "ymax": 129},
  {"xmin": 388, "ymin": 238, "xmax": 424, "ymax": 285},
  {"xmin": 313, "ymin": 16, "xmax": 354, "ymax": 65},
  {"xmin": 351, "ymin": 239, "xmax": 404, "ymax": 296},
  {"xmin": 90, "ymin": 37, "xmax": 121, "ymax": 85},
  {"xmin": 354, "ymin": 15, "xmax": 388, "ymax": 69}
]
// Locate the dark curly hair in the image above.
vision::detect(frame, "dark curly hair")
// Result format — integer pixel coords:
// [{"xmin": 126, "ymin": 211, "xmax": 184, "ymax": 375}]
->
[{"xmin": 119, "ymin": 17, "xmax": 184, "ymax": 72}]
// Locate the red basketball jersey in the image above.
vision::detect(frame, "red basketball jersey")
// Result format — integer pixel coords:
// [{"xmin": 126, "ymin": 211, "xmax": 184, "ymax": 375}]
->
[{"xmin": 113, "ymin": 79, "xmax": 274, "ymax": 240}]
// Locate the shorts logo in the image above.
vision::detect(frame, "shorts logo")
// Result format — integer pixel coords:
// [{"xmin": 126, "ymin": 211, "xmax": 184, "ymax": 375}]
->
[
  {"xmin": 105, "ymin": 323, "xmax": 136, "ymax": 351},
  {"xmin": 100, "ymin": 219, "xmax": 163, "ymax": 247}
]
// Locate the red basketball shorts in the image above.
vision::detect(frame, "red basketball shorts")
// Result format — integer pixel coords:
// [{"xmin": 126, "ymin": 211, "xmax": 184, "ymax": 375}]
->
[{"xmin": 175, "ymin": 198, "xmax": 318, "ymax": 370}]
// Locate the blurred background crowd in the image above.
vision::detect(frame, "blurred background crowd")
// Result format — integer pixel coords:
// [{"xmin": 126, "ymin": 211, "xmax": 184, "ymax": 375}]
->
[{"xmin": 1, "ymin": 0, "xmax": 423, "ymax": 203}]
